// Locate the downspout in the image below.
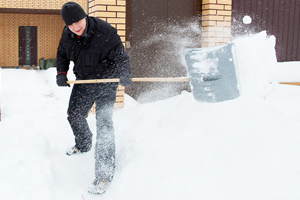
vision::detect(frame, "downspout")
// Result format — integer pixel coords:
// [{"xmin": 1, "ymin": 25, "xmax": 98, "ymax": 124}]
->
[{"xmin": 87, "ymin": 0, "xmax": 89, "ymax": 14}]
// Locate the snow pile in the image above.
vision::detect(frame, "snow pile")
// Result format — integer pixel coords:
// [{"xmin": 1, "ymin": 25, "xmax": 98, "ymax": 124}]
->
[
  {"xmin": 0, "ymin": 132, "xmax": 53, "ymax": 199},
  {"xmin": 276, "ymin": 61, "xmax": 300, "ymax": 82},
  {"xmin": 232, "ymin": 31, "xmax": 278, "ymax": 99},
  {"xmin": 0, "ymin": 32, "xmax": 300, "ymax": 200}
]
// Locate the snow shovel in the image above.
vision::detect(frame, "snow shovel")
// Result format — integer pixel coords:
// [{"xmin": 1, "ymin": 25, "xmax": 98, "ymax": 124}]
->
[
  {"xmin": 184, "ymin": 42, "xmax": 240, "ymax": 102},
  {"xmin": 67, "ymin": 77, "xmax": 189, "ymax": 84},
  {"xmin": 67, "ymin": 43, "xmax": 240, "ymax": 103}
]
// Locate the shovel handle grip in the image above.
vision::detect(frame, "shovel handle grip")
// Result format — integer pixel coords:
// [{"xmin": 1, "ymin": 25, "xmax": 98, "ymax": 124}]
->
[{"xmin": 67, "ymin": 77, "xmax": 189, "ymax": 84}]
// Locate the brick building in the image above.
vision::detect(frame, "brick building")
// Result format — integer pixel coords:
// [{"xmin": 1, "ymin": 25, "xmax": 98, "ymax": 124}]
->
[
  {"xmin": 0, "ymin": 0, "xmax": 232, "ymax": 67},
  {"xmin": 0, "ymin": 0, "xmax": 85, "ymax": 67},
  {"xmin": 0, "ymin": 0, "xmax": 128, "ymax": 68}
]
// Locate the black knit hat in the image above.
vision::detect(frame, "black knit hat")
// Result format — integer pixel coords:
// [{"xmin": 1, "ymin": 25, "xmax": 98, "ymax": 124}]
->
[{"xmin": 61, "ymin": 2, "xmax": 86, "ymax": 25}]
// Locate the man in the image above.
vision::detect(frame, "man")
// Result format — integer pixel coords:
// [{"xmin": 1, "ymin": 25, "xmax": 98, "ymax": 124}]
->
[{"xmin": 56, "ymin": 2, "xmax": 131, "ymax": 194}]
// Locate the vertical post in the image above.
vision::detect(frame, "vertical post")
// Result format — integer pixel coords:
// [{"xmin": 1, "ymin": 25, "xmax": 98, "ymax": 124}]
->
[
  {"xmin": 201, "ymin": 0, "xmax": 232, "ymax": 47},
  {"xmin": 88, "ymin": 0, "xmax": 126, "ymax": 45},
  {"xmin": 88, "ymin": 0, "xmax": 127, "ymax": 109}
]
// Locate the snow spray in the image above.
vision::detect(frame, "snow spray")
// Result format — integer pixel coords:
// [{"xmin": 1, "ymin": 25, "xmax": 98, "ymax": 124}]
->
[{"xmin": 127, "ymin": 17, "xmax": 202, "ymax": 103}]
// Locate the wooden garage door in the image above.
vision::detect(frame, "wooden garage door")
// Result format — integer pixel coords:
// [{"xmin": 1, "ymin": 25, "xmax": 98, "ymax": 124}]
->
[
  {"xmin": 232, "ymin": 0, "xmax": 300, "ymax": 62},
  {"xmin": 126, "ymin": 0, "xmax": 201, "ymax": 102}
]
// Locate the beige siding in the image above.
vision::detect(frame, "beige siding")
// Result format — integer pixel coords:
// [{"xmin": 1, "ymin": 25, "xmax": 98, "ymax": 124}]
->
[
  {"xmin": 0, "ymin": 0, "xmax": 87, "ymax": 12},
  {"xmin": 0, "ymin": 13, "xmax": 64, "ymax": 67}
]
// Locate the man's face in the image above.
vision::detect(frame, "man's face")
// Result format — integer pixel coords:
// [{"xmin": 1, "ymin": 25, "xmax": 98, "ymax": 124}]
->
[{"xmin": 68, "ymin": 17, "xmax": 86, "ymax": 36}]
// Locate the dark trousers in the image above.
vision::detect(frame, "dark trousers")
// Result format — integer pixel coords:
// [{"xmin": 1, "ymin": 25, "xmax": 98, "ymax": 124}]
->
[{"xmin": 67, "ymin": 82, "xmax": 118, "ymax": 181}]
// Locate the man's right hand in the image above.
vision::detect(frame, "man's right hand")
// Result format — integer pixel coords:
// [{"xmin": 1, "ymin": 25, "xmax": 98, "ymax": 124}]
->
[{"xmin": 56, "ymin": 72, "xmax": 70, "ymax": 87}]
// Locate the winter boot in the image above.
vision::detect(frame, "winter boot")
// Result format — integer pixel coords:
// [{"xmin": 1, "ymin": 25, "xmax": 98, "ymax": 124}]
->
[
  {"xmin": 88, "ymin": 179, "xmax": 107, "ymax": 194},
  {"xmin": 65, "ymin": 146, "xmax": 82, "ymax": 156}
]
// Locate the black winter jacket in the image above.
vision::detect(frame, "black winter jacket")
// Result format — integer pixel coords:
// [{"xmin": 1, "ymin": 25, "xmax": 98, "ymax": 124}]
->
[{"xmin": 56, "ymin": 16, "xmax": 130, "ymax": 80}]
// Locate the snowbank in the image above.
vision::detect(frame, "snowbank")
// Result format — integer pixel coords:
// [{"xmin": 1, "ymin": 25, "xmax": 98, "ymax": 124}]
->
[
  {"xmin": 276, "ymin": 62, "xmax": 300, "ymax": 82},
  {"xmin": 232, "ymin": 31, "xmax": 278, "ymax": 99}
]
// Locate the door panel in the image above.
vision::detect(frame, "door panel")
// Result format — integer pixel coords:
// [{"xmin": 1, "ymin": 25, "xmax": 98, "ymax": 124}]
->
[
  {"xmin": 232, "ymin": 0, "xmax": 300, "ymax": 62},
  {"xmin": 19, "ymin": 26, "xmax": 37, "ymax": 66},
  {"xmin": 19, "ymin": 26, "xmax": 26, "ymax": 66},
  {"xmin": 126, "ymin": 0, "xmax": 199, "ymax": 102},
  {"xmin": 168, "ymin": 0, "xmax": 195, "ymax": 22},
  {"xmin": 30, "ymin": 26, "xmax": 37, "ymax": 66}
]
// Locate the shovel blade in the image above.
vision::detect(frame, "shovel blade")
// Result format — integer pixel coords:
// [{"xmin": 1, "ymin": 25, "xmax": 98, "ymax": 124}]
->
[{"xmin": 184, "ymin": 43, "xmax": 240, "ymax": 103}]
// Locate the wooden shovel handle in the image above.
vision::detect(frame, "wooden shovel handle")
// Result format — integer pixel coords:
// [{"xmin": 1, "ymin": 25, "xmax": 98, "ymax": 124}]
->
[{"xmin": 67, "ymin": 77, "xmax": 189, "ymax": 84}]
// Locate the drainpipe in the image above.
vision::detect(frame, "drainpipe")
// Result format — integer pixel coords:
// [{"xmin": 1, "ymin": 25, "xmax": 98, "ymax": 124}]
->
[{"xmin": 87, "ymin": 0, "xmax": 89, "ymax": 14}]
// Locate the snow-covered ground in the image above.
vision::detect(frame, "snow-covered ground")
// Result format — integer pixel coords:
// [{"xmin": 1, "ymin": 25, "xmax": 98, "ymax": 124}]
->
[{"xmin": 1, "ymin": 32, "xmax": 300, "ymax": 200}]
